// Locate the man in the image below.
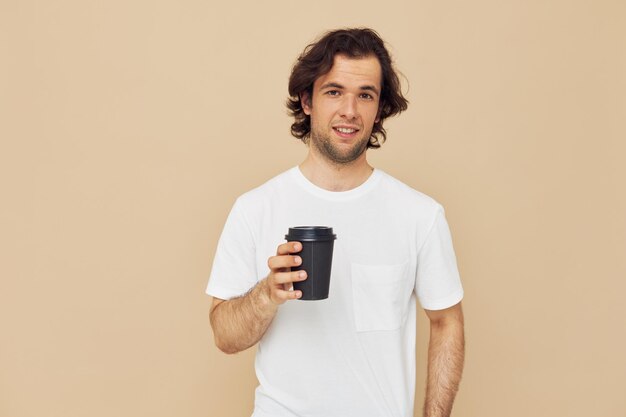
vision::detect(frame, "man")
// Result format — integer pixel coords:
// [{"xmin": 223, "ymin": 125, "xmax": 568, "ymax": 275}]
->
[{"xmin": 207, "ymin": 28, "xmax": 465, "ymax": 417}]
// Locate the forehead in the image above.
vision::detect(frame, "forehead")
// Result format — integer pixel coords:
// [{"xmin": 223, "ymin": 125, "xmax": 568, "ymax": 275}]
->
[{"xmin": 314, "ymin": 54, "xmax": 382, "ymax": 90}]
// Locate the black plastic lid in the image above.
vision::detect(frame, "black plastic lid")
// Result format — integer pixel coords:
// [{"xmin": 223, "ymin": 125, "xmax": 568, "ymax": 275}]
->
[{"xmin": 285, "ymin": 226, "xmax": 337, "ymax": 242}]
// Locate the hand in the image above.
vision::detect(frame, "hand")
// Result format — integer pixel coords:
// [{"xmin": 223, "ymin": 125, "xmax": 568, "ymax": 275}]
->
[{"xmin": 265, "ymin": 241, "xmax": 307, "ymax": 305}]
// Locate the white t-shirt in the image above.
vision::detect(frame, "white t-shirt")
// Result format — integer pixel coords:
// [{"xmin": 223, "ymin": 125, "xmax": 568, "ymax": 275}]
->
[{"xmin": 207, "ymin": 167, "xmax": 464, "ymax": 417}]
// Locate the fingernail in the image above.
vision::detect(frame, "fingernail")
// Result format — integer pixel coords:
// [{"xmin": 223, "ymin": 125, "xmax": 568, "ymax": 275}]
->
[
  {"xmin": 294, "ymin": 256, "xmax": 301, "ymax": 264},
  {"xmin": 299, "ymin": 271, "xmax": 306, "ymax": 278}
]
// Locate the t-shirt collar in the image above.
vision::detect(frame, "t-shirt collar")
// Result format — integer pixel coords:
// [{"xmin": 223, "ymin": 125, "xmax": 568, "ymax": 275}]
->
[{"xmin": 290, "ymin": 166, "xmax": 383, "ymax": 201}]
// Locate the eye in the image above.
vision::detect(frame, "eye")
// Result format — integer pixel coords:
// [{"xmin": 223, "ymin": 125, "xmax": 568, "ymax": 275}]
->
[
  {"xmin": 326, "ymin": 90, "xmax": 340, "ymax": 96},
  {"xmin": 360, "ymin": 93, "xmax": 373, "ymax": 100}
]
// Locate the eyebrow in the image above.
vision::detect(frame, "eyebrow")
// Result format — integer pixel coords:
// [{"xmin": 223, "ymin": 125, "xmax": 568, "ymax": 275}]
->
[{"xmin": 319, "ymin": 82, "xmax": 380, "ymax": 95}]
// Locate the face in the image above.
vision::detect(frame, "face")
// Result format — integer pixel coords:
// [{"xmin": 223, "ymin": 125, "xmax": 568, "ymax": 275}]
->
[{"xmin": 302, "ymin": 54, "xmax": 382, "ymax": 165}]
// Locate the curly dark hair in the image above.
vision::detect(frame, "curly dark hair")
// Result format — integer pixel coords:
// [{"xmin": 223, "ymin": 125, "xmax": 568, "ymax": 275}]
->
[{"xmin": 287, "ymin": 28, "xmax": 408, "ymax": 149}]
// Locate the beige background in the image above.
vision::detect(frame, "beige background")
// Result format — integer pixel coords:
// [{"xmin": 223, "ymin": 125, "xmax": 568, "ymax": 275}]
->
[{"xmin": 1, "ymin": 0, "xmax": 625, "ymax": 416}]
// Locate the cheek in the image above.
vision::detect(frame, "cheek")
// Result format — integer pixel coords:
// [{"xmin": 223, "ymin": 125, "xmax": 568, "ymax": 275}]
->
[
  {"xmin": 312, "ymin": 105, "xmax": 333, "ymax": 123},
  {"xmin": 365, "ymin": 106, "xmax": 380, "ymax": 122}
]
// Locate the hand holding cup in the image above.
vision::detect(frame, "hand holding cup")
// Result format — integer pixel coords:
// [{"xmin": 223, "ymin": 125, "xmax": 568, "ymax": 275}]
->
[{"xmin": 265, "ymin": 241, "xmax": 307, "ymax": 304}]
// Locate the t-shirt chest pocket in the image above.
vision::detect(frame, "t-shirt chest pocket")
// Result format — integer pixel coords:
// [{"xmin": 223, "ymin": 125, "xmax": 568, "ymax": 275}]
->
[{"xmin": 351, "ymin": 261, "xmax": 412, "ymax": 332}]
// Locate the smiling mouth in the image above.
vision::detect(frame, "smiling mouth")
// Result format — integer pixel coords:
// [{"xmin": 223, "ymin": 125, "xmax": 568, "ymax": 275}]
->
[{"xmin": 333, "ymin": 127, "xmax": 360, "ymax": 137}]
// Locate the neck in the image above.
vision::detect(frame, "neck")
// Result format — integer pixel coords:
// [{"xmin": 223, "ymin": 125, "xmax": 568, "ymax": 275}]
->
[{"xmin": 299, "ymin": 151, "xmax": 374, "ymax": 192}]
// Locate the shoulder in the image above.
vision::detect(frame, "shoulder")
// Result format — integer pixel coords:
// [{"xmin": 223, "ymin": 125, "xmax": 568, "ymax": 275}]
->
[{"xmin": 377, "ymin": 170, "xmax": 444, "ymax": 213}]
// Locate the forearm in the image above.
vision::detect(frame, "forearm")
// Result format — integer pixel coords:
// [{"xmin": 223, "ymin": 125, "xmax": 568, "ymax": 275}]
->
[
  {"xmin": 210, "ymin": 279, "xmax": 278, "ymax": 354},
  {"xmin": 424, "ymin": 317, "xmax": 465, "ymax": 417}
]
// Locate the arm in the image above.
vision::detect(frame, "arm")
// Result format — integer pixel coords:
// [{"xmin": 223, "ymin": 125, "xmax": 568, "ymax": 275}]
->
[
  {"xmin": 423, "ymin": 302, "xmax": 465, "ymax": 417},
  {"xmin": 209, "ymin": 241, "xmax": 306, "ymax": 354}
]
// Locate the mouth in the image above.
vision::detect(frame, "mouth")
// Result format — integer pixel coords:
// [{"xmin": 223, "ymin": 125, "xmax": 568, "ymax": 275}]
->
[{"xmin": 332, "ymin": 126, "xmax": 360, "ymax": 139}]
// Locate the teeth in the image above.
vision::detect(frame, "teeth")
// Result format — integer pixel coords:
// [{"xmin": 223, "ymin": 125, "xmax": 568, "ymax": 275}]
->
[{"xmin": 336, "ymin": 127, "xmax": 356, "ymax": 133}]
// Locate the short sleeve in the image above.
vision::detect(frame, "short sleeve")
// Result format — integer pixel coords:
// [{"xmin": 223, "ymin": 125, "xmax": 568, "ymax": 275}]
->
[
  {"xmin": 415, "ymin": 206, "xmax": 464, "ymax": 310},
  {"xmin": 206, "ymin": 199, "xmax": 259, "ymax": 300}
]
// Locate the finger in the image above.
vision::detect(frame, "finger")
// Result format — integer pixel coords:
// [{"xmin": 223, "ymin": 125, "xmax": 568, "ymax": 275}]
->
[
  {"xmin": 272, "ymin": 270, "xmax": 307, "ymax": 286},
  {"xmin": 271, "ymin": 287, "xmax": 302, "ymax": 302},
  {"xmin": 267, "ymin": 254, "xmax": 302, "ymax": 271},
  {"xmin": 277, "ymin": 241, "xmax": 302, "ymax": 256}
]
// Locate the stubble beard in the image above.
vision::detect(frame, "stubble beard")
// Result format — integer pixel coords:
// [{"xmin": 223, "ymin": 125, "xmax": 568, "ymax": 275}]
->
[{"xmin": 309, "ymin": 129, "xmax": 371, "ymax": 166}]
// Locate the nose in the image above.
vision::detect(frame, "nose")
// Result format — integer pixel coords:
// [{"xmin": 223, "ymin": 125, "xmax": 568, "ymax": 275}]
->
[{"xmin": 339, "ymin": 95, "xmax": 358, "ymax": 120}]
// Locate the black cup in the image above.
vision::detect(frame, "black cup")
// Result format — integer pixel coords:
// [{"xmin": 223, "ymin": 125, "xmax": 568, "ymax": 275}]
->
[{"xmin": 285, "ymin": 226, "xmax": 337, "ymax": 300}]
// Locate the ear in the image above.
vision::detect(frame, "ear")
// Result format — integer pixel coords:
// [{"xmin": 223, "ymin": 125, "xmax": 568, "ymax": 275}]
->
[
  {"xmin": 375, "ymin": 106, "xmax": 381, "ymax": 123},
  {"xmin": 300, "ymin": 91, "xmax": 312, "ymax": 115}
]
